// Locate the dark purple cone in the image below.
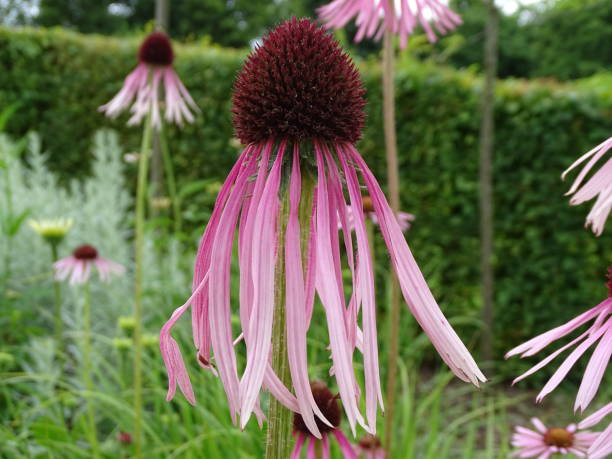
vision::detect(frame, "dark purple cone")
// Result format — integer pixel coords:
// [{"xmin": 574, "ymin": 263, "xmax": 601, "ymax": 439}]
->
[
  {"xmin": 138, "ymin": 32, "xmax": 174, "ymax": 67},
  {"xmin": 73, "ymin": 244, "xmax": 98, "ymax": 260},
  {"xmin": 232, "ymin": 18, "xmax": 366, "ymax": 145},
  {"xmin": 293, "ymin": 381, "xmax": 341, "ymax": 435}
]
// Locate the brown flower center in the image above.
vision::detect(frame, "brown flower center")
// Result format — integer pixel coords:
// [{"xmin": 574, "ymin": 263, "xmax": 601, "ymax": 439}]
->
[
  {"xmin": 362, "ymin": 196, "xmax": 374, "ymax": 214},
  {"xmin": 543, "ymin": 428, "xmax": 574, "ymax": 448},
  {"xmin": 358, "ymin": 434, "xmax": 382, "ymax": 450},
  {"xmin": 73, "ymin": 244, "xmax": 98, "ymax": 260},
  {"xmin": 293, "ymin": 381, "xmax": 341, "ymax": 435}
]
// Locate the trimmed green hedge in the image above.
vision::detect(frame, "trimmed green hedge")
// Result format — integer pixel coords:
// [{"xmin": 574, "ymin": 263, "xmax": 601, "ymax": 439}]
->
[{"xmin": 1, "ymin": 27, "xmax": 611, "ymax": 375}]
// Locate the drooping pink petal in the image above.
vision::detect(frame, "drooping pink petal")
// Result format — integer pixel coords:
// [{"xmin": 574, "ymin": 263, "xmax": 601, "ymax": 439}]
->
[
  {"xmin": 208, "ymin": 149, "xmax": 257, "ymax": 423},
  {"xmin": 333, "ymin": 430, "xmax": 358, "ymax": 459},
  {"xmin": 574, "ymin": 321, "xmax": 611, "ymax": 411},
  {"xmin": 346, "ymin": 144, "xmax": 485, "ymax": 386},
  {"xmin": 589, "ymin": 422, "xmax": 612, "ymax": 459},
  {"xmin": 321, "ymin": 433, "xmax": 330, "ymax": 459},
  {"xmin": 192, "ymin": 146, "xmax": 257, "ymax": 367},
  {"xmin": 239, "ymin": 143, "xmax": 286, "ymax": 427},
  {"xmin": 284, "ymin": 145, "xmax": 331, "ymax": 437},
  {"xmin": 579, "ymin": 403, "xmax": 612, "ymax": 429},
  {"xmin": 290, "ymin": 433, "xmax": 307, "ymax": 459},
  {"xmin": 339, "ymin": 146, "xmax": 383, "ymax": 430},
  {"xmin": 536, "ymin": 318, "xmax": 611, "ymax": 404},
  {"xmin": 314, "ymin": 146, "xmax": 365, "ymax": 435}
]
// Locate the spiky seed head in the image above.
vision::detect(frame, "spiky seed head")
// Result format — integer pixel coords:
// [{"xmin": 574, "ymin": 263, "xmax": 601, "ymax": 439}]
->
[
  {"xmin": 73, "ymin": 244, "xmax": 98, "ymax": 260},
  {"xmin": 232, "ymin": 18, "xmax": 366, "ymax": 145},
  {"xmin": 293, "ymin": 381, "xmax": 342, "ymax": 435},
  {"xmin": 139, "ymin": 32, "xmax": 174, "ymax": 67}
]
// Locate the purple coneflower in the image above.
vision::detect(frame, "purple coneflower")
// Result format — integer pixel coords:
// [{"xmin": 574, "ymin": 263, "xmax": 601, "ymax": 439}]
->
[
  {"xmin": 356, "ymin": 434, "xmax": 385, "ymax": 458},
  {"xmin": 318, "ymin": 0, "xmax": 462, "ymax": 49},
  {"xmin": 562, "ymin": 137, "xmax": 612, "ymax": 236},
  {"xmin": 511, "ymin": 417, "xmax": 599, "ymax": 458},
  {"xmin": 99, "ymin": 32, "xmax": 198, "ymax": 128},
  {"xmin": 160, "ymin": 18, "xmax": 484, "ymax": 436},
  {"xmin": 342, "ymin": 196, "xmax": 414, "ymax": 232},
  {"xmin": 291, "ymin": 381, "xmax": 358, "ymax": 459},
  {"xmin": 54, "ymin": 244, "xmax": 125, "ymax": 285},
  {"xmin": 506, "ymin": 266, "xmax": 612, "ymax": 411}
]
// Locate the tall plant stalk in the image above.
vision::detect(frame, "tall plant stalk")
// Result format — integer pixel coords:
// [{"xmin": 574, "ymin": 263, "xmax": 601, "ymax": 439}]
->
[
  {"xmin": 265, "ymin": 170, "xmax": 315, "ymax": 459},
  {"xmin": 158, "ymin": 122, "xmax": 182, "ymax": 235},
  {"xmin": 133, "ymin": 112, "xmax": 153, "ymax": 458},
  {"xmin": 82, "ymin": 281, "xmax": 100, "ymax": 457},
  {"xmin": 382, "ymin": 28, "xmax": 403, "ymax": 455},
  {"xmin": 51, "ymin": 243, "xmax": 63, "ymax": 364},
  {"xmin": 479, "ymin": 0, "xmax": 498, "ymax": 364}
]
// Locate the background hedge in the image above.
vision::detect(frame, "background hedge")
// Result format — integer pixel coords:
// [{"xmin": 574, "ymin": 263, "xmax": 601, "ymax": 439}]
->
[{"xmin": 1, "ymin": 26, "xmax": 611, "ymax": 375}]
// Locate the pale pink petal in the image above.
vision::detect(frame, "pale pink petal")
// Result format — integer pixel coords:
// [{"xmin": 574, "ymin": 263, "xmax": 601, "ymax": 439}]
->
[
  {"xmin": 589, "ymin": 422, "xmax": 612, "ymax": 459},
  {"xmin": 347, "ymin": 144, "xmax": 485, "ymax": 386},
  {"xmin": 579, "ymin": 403, "xmax": 612, "ymax": 429},
  {"xmin": 291, "ymin": 433, "xmax": 306, "ymax": 459},
  {"xmin": 574, "ymin": 322, "xmax": 612, "ymax": 411},
  {"xmin": 340, "ymin": 147, "xmax": 383, "ymax": 430},
  {"xmin": 333, "ymin": 430, "xmax": 358, "ymax": 459},
  {"xmin": 314, "ymin": 145, "xmax": 365, "ymax": 435}
]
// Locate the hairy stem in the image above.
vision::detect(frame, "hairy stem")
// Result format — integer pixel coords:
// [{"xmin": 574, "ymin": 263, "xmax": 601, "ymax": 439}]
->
[
  {"xmin": 133, "ymin": 111, "xmax": 153, "ymax": 458},
  {"xmin": 265, "ymin": 167, "xmax": 315, "ymax": 459},
  {"xmin": 382, "ymin": 29, "xmax": 403, "ymax": 455},
  {"xmin": 51, "ymin": 243, "xmax": 63, "ymax": 365}
]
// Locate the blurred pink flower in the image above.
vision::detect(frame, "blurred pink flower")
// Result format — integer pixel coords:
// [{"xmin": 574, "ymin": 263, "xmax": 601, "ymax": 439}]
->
[
  {"xmin": 506, "ymin": 267, "xmax": 612, "ymax": 411},
  {"xmin": 99, "ymin": 32, "xmax": 198, "ymax": 129},
  {"xmin": 511, "ymin": 417, "xmax": 599, "ymax": 458},
  {"xmin": 291, "ymin": 381, "xmax": 358, "ymax": 459},
  {"xmin": 318, "ymin": 0, "xmax": 462, "ymax": 49},
  {"xmin": 578, "ymin": 403, "xmax": 612, "ymax": 459},
  {"xmin": 53, "ymin": 244, "xmax": 125, "ymax": 285},
  {"xmin": 340, "ymin": 196, "xmax": 415, "ymax": 233},
  {"xmin": 159, "ymin": 18, "xmax": 483, "ymax": 437},
  {"xmin": 356, "ymin": 433, "xmax": 385, "ymax": 458},
  {"xmin": 562, "ymin": 137, "xmax": 612, "ymax": 236}
]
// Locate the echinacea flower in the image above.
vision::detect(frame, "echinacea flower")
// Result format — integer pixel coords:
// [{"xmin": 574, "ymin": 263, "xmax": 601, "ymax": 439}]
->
[
  {"xmin": 318, "ymin": 0, "xmax": 462, "ymax": 49},
  {"xmin": 99, "ymin": 32, "xmax": 198, "ymax": 128},
  {"xmin": 511, "ymin": 417, "xmax": 599, "ymax": 458},
  {"xmin": 506, "ymin": 267, "xmax": 612, "ymax": 411},
  {"xmin": 291, "ymin": 381, "xmax": 358, "ymax": 459},
  {"xmin": 160, "ymin": 18, "xmax": 484, "ymax": 437},
  {"xmin": 341, "ymin": 196, "xmax": 414, "ymax": 232},
  {"xmin": 356, "ymin": 434, "xmax": 385, "ymax": 458},
  {"xmin": 562, "ymin": 137, "xmax": 612, "ymax": 236},
  {"xmin": 29, "ymin": 218, "xmax": 73, "ymax": 245},
  {"xmin": 54, "ymin": 244, "xmax": 125, "ymax": 285},
  {"xmin": 578, "ymin": 402, "xmax": 612, "ymax": 459}
]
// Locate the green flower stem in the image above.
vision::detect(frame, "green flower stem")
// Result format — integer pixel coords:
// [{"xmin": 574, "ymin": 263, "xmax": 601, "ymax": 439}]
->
[
  {"xmin": 265, "ymin": 169, "xmax": 315, "ymax": 459},
  {"xmin": 158, "ymin": 122, "xmax": 182, "ymax": 235},
  {"xmin": 133, "ymin": 111, "xmax": 153, "ymax": 458},
  {"xmin": 382, "ymin": 28, "xmax": 403, "ymax": 456},
  {"xmin": 50, "ymin": 243, "xmax": 63, "ymax": 362},
  {"xmin": 82, "ymin": 281, "xmax": 100, "ymax": 457}
]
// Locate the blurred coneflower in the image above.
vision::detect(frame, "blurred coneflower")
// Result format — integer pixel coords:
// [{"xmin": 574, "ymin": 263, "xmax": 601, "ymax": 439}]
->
[
  {"xmin": 562, "ymin": 137, "xmax": 612, "ymax": 236},
  {"xmin": 506, "ymin": 266, "xmax": 612, "ymax": 411},
  {"xmin": 511, "ymin": 417, "xmax": 599, "ymax": 458},
  {"xmin": 99, "ymin": 32, "xmax": 199, "ymax": 128},
  {"xmin": 356, "ymin": 433, "xmax": 385, "ymax": 458},
  {"xmin": 160, "ymin": 18, "xmax": 484, "ymax": 439},
  {"xmin": 54, "ymin": 244, "xmax": 125, "ymax": 285},
  {"xmin": 341, "ymin": 196, "xmax": 414, "ymax": 232},
  {"xmin": 291, "ymin": 381, "xmax": 358, "ymax": 459},
  {"xmin": 318, "ymin": 0, "xmax": 462, "ymax": 49}
]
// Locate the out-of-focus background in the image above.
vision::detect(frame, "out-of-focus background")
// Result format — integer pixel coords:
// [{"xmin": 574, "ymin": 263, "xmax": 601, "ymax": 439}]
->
[{"xmin": 1, "ymin": 0, "xmax": 611, "ymax": 457}]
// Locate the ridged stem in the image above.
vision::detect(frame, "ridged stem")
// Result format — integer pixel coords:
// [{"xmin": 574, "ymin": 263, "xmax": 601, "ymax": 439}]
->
[
  {"xmin": 382, "ymin": 29, "xmax": 402, "ymax": 455},
  {"xmin": 82, "ymin": 281, "xmax": 100, "ymax": 457},
  {"xmin": 133, "ymin": 111, "xmax": 153, "ymax": 458},
  {"xmin": 265, "ymin": 168, "xmax": 315, "ymax": 459}
]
